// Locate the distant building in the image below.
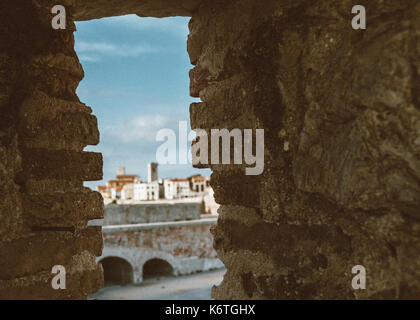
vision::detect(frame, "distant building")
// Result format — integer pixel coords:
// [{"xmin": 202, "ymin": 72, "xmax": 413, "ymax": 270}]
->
[
  {"xmin": 97, "ymin": 185, "xmax": 110, "ymax": 199},
  {"xmin": 116, "ymin": 174, "xmax": 140, "ymax": 181},
  {"xmin": 133, "ymin": 181, "xmax": 159, "ymax": 201},
  {"xmin": 111, "ymin": 186, "xmax": 123, "ymax": 200},
  {"xmin": 117, "ymin": 166, "xmax": 126, "ymax": 176},
  {"xmin": 97, "ymin": 167, "xmax": 140, "ymax": 200},
  {"xmin": 97, "ymin": 165, "xmax": 213, "ymax": 205},
  {"xmin": 164, "ymin": 178, "xmax": 191, "ymax": 199},
  {"xmin": 204, "ymin": 187, "xmax": 220, "ymax": 215},
  {"xmin": 130, "ymin": 163, "xmax": 161, "ymax": 201},
  {"xmin": 191, "ymin": 175, "xmax": 206, "ymax": 193},
  {"xmin": 148, "ymin": 162, "xmax": 158, "ymax": 183},
  {"xmin": 121, "ymin": 183, "xmax": 134, "ymax": 200}
]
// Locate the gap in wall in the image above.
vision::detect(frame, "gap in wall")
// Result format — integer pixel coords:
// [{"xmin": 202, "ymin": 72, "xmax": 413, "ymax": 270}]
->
[
  {"xmin": 74, "ymin": 15, "xmax": 224, "ymax": 299},
  {"xmin": 75, "ymin": 15, "xmax": 209, "ymax": 187}
]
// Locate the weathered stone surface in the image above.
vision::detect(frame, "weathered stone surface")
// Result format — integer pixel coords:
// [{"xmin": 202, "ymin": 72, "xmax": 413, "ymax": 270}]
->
[
  {"xmin": 19, "ymin": 91, "xmax": 99, "ymax": 151},
  {"xmin": 103, "ymin": 202, "xmax": 201, "ymax": 225},
  {"xmin": 187, "ymin": 0, "xmax": 420, "ymax": 299},
  {"xmin": 0, "ymin": 0, "xmax": 104, "ymax": 299},
  {"xmin": 0, "ymin": 251, "xmax": 103, "ymax": 300},
  {"xmin": 73, "ymin": 0, "xmax": 202, "ymax": 20},
  {"xmin": 20, "ymin": 148, "xmax": 103, "ymax": 181},
  {"xmin": 0, "ymin": 227, "xmax": 103, "ymax": 280},
  {"xmin": 23, "ymin": 190, "xmax": 104, "ymax": 227}
]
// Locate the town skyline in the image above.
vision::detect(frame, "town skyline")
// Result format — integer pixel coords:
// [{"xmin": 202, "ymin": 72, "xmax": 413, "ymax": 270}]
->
[{"xmin": 97, "ymin": 162, "xmax": 215, "ymax": 205}]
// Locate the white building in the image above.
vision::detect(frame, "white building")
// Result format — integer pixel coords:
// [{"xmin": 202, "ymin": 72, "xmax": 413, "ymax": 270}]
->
[
  {"xmin": 97, "ymin": 167, "xmax": 140, "ymax": 201},
  {"xmin": 111, "ymin": 187, "xmax": 122, "ymax": 200},
  {"xmin": 121, "ymin": 183, "xmax": 134, "ymax": 200},
  {"xmin": 191, "ymin": 175, "xmax": 207, "ymax": 193},
  {"xmin": 204, "ymin": 187, "xmax": 220, "ymax": 215},
  {"xmin": 164, "ymin": 179, "xmax": 191, "ymax": 199},
  {"xmin": 133, "ymin": 181, "xmax": 159, "ymax": 201}
]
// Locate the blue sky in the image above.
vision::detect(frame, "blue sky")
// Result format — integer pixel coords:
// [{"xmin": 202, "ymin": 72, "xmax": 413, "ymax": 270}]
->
[{"xmin": 74, "ymin": 15, "xmax": 210, "ymax": 188}]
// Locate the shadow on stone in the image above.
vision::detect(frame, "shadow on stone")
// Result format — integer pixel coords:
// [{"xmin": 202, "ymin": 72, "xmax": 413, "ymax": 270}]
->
[
  {"xmin": 100, "ymin": 257, "xmax": 133, "ymax": 286},
  {"xmin": 143, "ymin": 258, "xmax": 174, "ymax": 280}
]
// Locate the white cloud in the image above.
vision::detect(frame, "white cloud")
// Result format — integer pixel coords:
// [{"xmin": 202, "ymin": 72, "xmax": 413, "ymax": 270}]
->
[
  {"xmin": 75, "ymin": 41, "xmax": 157, "ymax": 58},
  {"xmin": 78, "ymin": 55, "xmax": 101, "ymax": 62},
  {"xmin": 104, "ymin": 114, "xmax": 171, "ymax": 143}
]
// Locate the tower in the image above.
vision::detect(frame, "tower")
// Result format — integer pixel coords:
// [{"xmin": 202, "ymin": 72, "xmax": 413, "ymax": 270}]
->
[
  {"xmin": 148, "ymin": 162, "xmax": 158, "ymax": 183},
  {"xmin": 117, "ymin": 166, "xmax": 126, "ymax": 176}
]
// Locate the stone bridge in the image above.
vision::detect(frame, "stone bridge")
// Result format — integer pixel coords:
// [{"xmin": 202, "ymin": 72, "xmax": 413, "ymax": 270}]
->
[{"xmin": 98, "ymin": 218, "xmax": 224, "ymax": 285}]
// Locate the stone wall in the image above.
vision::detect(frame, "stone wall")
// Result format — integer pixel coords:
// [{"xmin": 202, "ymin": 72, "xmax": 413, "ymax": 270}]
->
[
  {"xmin": 102, "ymin": 202, "xmax": 201, "ymax": 225},
  {"xmin": 100, "ymin": 218, "xmax": 223, "ymax": 283},
  {"xmin": 0, "ymin": 0, "xmax": 104, "ymax": 299},
  {"xmin": 73, "ymin": 0, "xmax": 201, "ymax": 20},
  {"xmin": 188, "ymin": 0, "xmax": 420, "ymax": 299},
  {"xmin": 0, "ymin": 0, "xmax": 419, "ymax": 299}
]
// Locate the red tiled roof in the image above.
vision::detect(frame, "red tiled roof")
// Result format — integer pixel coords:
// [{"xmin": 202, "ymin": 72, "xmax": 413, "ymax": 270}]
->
[
  {"xmin": 116, "ymin": 174, "xmax": 139, "ymax": 180},
  {"xmin": 108, "ymin": 179, "xmax": 133, "ymax": 184}
]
